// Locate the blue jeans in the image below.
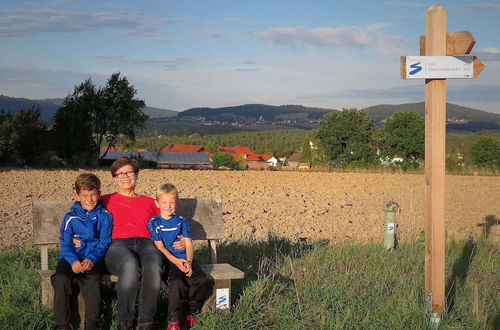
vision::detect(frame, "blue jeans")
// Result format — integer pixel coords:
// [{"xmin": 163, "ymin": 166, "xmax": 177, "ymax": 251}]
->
[{"xmin": 104, "ymin": 237, "xmax": 164, "ymax": 325}]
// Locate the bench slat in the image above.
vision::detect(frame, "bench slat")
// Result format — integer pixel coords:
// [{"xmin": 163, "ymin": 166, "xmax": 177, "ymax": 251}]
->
[{"xmin": 201, "ymin": 263, "xmax": 245, "ymax": 280}]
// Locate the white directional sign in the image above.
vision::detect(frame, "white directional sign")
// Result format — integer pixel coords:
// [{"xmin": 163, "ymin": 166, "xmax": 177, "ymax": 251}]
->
[{"xmin": 403, "ymin": 55, "xmax": 474, "ymax": 79}]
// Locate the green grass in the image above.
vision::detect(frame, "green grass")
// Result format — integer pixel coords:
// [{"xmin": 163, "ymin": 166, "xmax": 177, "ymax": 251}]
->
[{"xmin": 0, "ymin": 238, "xmax": 498, "ymax": 329}]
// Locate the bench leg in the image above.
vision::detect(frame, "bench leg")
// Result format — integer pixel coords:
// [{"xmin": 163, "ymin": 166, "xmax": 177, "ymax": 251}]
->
[
  {"xmin": 41, "ymin": 276, "xmax": 54, "ymax": 308},
  {"xmin": 202, "ymin": 279, "xmax": 231, "ymax": 312}
]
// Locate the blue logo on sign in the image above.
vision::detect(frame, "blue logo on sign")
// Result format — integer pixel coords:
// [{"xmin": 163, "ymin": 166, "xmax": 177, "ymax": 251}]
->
[
  {"xmin": 409, "ymin": 62, "xmax": 422, "ymax": 75},
  {"xmin": 218, "ymin": 296, "xmax": 227, "ymax": 304}
]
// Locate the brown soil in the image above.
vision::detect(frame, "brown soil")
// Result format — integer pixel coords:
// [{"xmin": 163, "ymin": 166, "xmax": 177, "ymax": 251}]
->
[{"xmin": 0, "ymin": 169, "xmax": 498, "ymax": 248}]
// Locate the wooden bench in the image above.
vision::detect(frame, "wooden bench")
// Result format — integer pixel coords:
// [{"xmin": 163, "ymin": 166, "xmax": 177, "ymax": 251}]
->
[{"xmin": 33, "ymin": 198, "xmax": 244, "ymax": 326}]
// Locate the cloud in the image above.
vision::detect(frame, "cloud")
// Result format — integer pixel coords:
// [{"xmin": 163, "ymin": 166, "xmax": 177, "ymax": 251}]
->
[
  {"xmin": 385, "ymin": 2, "xmax": 428, "ymax": 7},
  {"xmin": 235, "ymin": 68, "xmax": 260, "ymax": 72},
  {"xmin": 326, "ymin": 82, "xmax": 500, "ymax": 104},
  {"xmin": 0, "ymin": 8, "xmax": 165, "ymax": 39},
  {"xmin": 459, "ymin": 3, "xmax": 500, "ymax": 12},
  {"xmin": 0, "ymin": 63, "xmax": 106, "ymax": 98},
  {"xmin": 475, "ymin": 47, "xmax": 500, "ymax": 62},
  {"xmin": 95, "ymin": 55, "xmax": 189, "ymax": 68},
  {"xmin": 240, "ymin": 25, "xmax": 407, "ymax": 52},
  {"xmin": 196, "ymin": 30, "xmax": 229, "ymax": 39}
]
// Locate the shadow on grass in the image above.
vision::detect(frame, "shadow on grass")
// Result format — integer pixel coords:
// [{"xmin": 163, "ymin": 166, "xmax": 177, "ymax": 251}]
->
[
  {"xmin": 477, "ymin": 214, "xmax": 499, "ymax": 239},
  {"xmin": 445, "ymin": 237, "xmax": 476, "ymax": 315},
  {"xmin": 98, "ymin": 235, "xmax": 321, "ymax": 328},
  {"xmin": 200, "ymin": 235, "xmax": 323, "ymax": 304}
]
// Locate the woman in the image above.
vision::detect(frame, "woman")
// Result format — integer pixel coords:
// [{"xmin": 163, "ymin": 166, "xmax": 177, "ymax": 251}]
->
[{"xmin": 99, "ymin": 157, "xmax": 182, "ymax": 330}]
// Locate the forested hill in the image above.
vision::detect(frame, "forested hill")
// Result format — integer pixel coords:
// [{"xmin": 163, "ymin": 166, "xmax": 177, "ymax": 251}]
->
[
  {"xmin": 177, "ymin": 104, "xmax": 337, "ymax": 121},
  {"xmin": 0, "ymin": 95, "xmax": 177, "ymax": 122},
  {"xmin": 364, "ymin": 102, "xmax": 500, "ymax": 124},
  {"xmin": 0, "ymin": 95, "xmax": 61, "ymax": 122}
]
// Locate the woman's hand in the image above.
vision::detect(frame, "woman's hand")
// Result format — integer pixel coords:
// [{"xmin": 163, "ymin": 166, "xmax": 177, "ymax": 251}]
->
[{"xmin": 172, "ymin": 235, "xmax": 186, "ymax": 250}]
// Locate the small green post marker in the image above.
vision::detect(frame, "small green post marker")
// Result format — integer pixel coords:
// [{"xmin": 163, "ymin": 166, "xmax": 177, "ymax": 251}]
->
[{"xmin": 383, "ymin": 201, "xmax": 400, "ymax": 250}]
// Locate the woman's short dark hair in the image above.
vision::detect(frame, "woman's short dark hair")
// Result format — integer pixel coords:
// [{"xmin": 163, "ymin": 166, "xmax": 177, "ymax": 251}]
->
[{"xmin": 110, "ymin": 157, "xmax": 139, "ymax": 177}]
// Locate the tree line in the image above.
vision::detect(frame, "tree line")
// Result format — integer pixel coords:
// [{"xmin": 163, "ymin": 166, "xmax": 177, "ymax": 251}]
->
[
  {"xmin": 0, "ymin": 73, "xmax": 147, "ymax": 167},
  {"xmin": 1, "ymin": 73, "xmax": 499, "ymax": 169},
  {"xmin": 302, "ymin": 109, "xmax": 499, "ymax": 169}
]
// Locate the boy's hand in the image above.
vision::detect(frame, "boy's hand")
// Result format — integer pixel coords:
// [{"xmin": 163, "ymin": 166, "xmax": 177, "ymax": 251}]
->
[
  {"xmin": 81, "ymin": 259, "xmax": 94, "ymax": 271},
  {"xmin": 72, "ymin": 234, "xmax": 81, "ymax": 248},
  {"xmin": 184, "ymin": 260, "xmax": 193, "ymax": 277},
  {"xmin": 71, "ymin": 260, "xmax": 84, "ymax": 273},
  {"xmin": 174, "ymin": 258, "xmax": 189, "ymax": 273},
  {"xmin": 172, "ymin": 235, "xmax": 185, "ymax": 250}
]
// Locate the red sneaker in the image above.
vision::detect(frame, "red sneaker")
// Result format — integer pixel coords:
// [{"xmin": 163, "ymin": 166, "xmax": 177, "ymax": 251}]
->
[
  {"xmin": 183, "ymin": 314, "xmax": 197, "ymax": 328},
  {"xmin": 166, "ymin": 320, "xmax": 181, "ymax": 330}
]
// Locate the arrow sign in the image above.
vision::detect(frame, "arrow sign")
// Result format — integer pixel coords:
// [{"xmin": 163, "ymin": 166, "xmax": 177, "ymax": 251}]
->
[
  {"xmin": 473, "ymin": 57, "xmax": 485, "ymax": 77},
  {"xmin": 420, "ymin": 31, "xmax": 476, "ymax": 55},
  {"xmin": 401, "ymin": 55, "xmax": 483, "ymax": 79}
]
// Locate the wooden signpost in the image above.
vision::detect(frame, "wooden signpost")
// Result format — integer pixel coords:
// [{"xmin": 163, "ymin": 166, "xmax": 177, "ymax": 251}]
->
[{"xmin": 400, "ymin": 5, "xmax": 484, "ymax": 325}]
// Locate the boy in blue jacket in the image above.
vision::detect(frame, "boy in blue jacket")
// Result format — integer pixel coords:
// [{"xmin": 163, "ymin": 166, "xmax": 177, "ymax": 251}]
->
[
  {"xmin": 147, "ymin": 183, "xmax": 213, "ymax": 330},
  {"xmin": 50, "ymin": 173, "xmax": 112, "ymax": 330}
]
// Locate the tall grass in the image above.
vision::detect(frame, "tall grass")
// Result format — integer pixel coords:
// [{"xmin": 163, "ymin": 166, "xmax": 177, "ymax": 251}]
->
[{"xmin": 0, "ymin": 238, "xmax": 497, "ymax": 329}]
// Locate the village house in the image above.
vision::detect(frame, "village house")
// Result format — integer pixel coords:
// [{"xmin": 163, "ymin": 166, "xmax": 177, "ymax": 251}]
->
[
  {"xmin": 99, "ymin": 149, "xmax": 211, "ymax": 169},
  {"xmin": 286, "ymin": 151, "xmax": 301, "ymax": 168},
  {"xmin": 161, "ymin": 143, "xmax": 211, "ymax": 155},
  {"xmin": 219, "ymin": 146, "xmax": 277, "ymax": 168}
]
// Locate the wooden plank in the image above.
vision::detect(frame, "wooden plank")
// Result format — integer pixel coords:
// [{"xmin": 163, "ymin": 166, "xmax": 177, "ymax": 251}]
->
[
  {"xmin": 200, "ymin": 263, "xmax": 245, "ymax": 280},
  {"xmin": 40, "ymin": 245, "xmax": 49, "ymax": 270},
  {"xmin": 473, "ymin": 56, "xmax": 485, "ymax": 78},
  {"xmin": 424, "ymin": 4, "xmax": 446, "ymax": 313},
  {"xmin": 208, "ymin": 239, "xmax": 218, "ymax": 264},
  {"xmin": 400, "ymin": 56, "xmax": 407, "ymax": 79},
  {"xmin": 33, "ymin": 198, "xmax": 224, "ymax": 243},
  {"xmin": 179, "ymin": 198, "xmax": 224, "ymax": 240},
  {"xmin": 33, "ymin": 200, "xmax": 74, "ymax": 245},
  {"xmin": 420, "ymin": 30, "xmax": 476, "ymax": 55}
]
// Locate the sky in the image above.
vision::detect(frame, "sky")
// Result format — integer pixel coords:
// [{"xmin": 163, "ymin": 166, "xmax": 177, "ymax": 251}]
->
[{"xmin": 1, "ymin": 0, "xmax": 499, "ymax": 113}]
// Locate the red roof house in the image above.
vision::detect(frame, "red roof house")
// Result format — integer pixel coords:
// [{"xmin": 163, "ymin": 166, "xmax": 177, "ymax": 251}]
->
[
  {"xmin": 161, "ymin": 144, "xmax": 210, "ymax": 155},
  {"xmin": 218, "ymin": 146, "xmax": 255, "ymax": 161}
]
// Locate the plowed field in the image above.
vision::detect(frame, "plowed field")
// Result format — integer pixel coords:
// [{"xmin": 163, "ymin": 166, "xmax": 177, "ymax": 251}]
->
[{"xmin": 1, "ymin": 169, "xmax": 498, "ymax": 248}]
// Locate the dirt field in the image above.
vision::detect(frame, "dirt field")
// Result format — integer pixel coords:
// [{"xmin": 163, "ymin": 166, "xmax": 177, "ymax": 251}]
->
[{"xmin": 0, "ymin": 169, "xmax": 498, "ymax": 248}]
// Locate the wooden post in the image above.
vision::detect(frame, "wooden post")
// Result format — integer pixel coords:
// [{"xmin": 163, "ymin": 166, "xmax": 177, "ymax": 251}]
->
[{"xmin": 424, "ymin": 5, "xmax": 446, "ymax": 313}]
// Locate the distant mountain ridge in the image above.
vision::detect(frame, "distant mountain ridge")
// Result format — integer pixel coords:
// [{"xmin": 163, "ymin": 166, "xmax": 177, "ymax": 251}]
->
[
  {"xmin": 178, "ymin": 104, "xmax": 337, "ymax": 121},
  {"xmin": 1, "ymin": 95, "xmax": 499, "ymax": 132},
  {"xmin": 363, "ymin": 102, "xmax": 500, "ymax": 124},
  {"xmin": 0, "ymin": 95, "xmax": 177, "ymax": 122}
]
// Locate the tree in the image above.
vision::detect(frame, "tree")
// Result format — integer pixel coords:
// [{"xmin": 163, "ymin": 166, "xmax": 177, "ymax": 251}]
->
[
  {"xmin": 52, "ymin": 82, "xmax": 95, "ymax": 164},
  {"xmin": 470, "ymin": 136, "xmax": 500, "ymax": 168},
  {"xmin": 12, "ymin": 107, "xmax": 49, "ymax": 165},
  {"xmin": 381, "ymin": 111, "xmax": 424, "ymax": 167},
  {"xmin": 52, "ymin": 73, "xmax": 147, "ymax": 164},
  {"xmin": 211, "ymin": 151, "xmax": 236, "ymax": 169},
  {"xmin": 299, "ymin": 138, "xmax": 327, "ymax": 166},
  {"xmin": 0, "ymin": 111, "xmax": 15, "ymax": 164},
  {"xmin": 315, "ymin": 109, "xmax": 378, "ymax": 166}
]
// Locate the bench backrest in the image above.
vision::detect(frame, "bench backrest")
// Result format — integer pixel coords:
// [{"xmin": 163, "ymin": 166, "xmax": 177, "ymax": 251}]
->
[{"xmin": 33, "ymin": 198, "xmax": 223, "ymax": 268}]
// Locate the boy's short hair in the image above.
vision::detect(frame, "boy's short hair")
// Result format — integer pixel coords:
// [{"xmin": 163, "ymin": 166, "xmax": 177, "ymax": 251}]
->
[
  {"xmin": 110, "ymin": 157, "xmax": 139, "ymax": 177},
  {"xmin": 156, "ymin": 183, "xmax": 179, "ymax": 200},
  {"xmin": 75, "ymin": 173, "xmax": 101, "ymax": 193}
]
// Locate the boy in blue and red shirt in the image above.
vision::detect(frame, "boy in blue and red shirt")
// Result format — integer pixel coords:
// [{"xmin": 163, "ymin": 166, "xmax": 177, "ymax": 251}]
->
[
  {"xmin": 147, "ymin": 183, "xmax": 213, "ymax": 330},
  {"xmin": 50, "ymin": 173, "xmax": 112, "ymax": 330}
]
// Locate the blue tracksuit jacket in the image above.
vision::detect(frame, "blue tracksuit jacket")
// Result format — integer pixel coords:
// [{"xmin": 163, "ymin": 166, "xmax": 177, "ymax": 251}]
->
[{"xmin": 58, "ymin": 202, "xmax": 113, "ymax": 265}]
